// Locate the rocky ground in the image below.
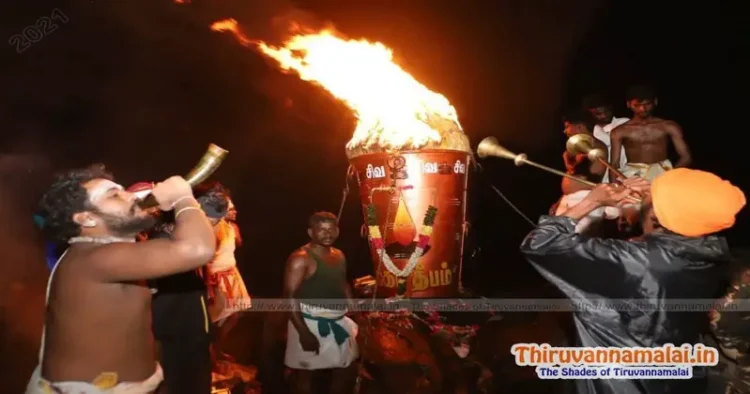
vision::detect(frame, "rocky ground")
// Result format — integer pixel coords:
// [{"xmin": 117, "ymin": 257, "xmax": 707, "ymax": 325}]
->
[{"xmin": 222, "ymin": 303, "xmax": 574, "ymax": 394}]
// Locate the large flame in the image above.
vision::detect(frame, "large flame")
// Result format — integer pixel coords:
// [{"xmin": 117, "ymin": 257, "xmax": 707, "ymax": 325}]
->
[{"xmin": 210, "ymin": 19, "xmax": 469, "ymax": 157}]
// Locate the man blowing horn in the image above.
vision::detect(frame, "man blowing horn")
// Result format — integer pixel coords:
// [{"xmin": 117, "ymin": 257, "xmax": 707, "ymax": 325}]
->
[{"xmin": 26, "ymin": 167, "xmax": 215, "ymax": 394}]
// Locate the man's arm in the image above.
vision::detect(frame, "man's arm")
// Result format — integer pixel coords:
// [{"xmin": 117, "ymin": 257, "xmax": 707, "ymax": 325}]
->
[
  {"xmin": 665, "ymin": 122, "xmax": 692, "ymax": 168},
  {"xmin": 231, "ymin": 222, "xmax": 243, "ymax": 247},
  {"xmin": 520, "ymin": 214, "xmax": 642, "ymax": 297},
  {"xmin": 609, "ymin": 128, "xmax": 624, "ymax": 170},
  {"xmin": 86, "ymin": 198, "xmax": 216, "ymax": 282},
  {"xmin": 589, "ymin": 141, "xmax": 608, "ymax": 177},
  {"xmin": 562, "ymin": 152, "xmax": 578, "ymax": 174},
  {"xmin": 283, "ymin": 252, "xmax": 315, "ymax": 338}
]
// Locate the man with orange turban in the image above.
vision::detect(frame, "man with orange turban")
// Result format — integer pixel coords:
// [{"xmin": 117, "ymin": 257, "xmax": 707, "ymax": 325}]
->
[{"xmin": 520, "ymin": 169, "xmax": 745, "ymax": 394}]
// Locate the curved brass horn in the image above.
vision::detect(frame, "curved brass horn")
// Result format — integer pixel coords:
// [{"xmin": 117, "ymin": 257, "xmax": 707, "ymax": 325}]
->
[
  {"xmin": 183, "ymin": 143, "xmax": 229, "ymax": 186},
  {"xmin": 565, "ymin": 134, "xmax": 626, "ymax": 181},
  {"xmin": 138, "ymin": 143, "xmax": 229, "ymax": 209}
]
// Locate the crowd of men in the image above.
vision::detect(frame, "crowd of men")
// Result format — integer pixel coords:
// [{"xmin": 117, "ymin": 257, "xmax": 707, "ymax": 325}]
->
[
  {"xmin": 25, "ymin": 167, "xmax": 355, "ymax": 394},
  {"xmin": 18, "ymin": 83, "xmax": 749, "ymax": 394},
  {"xmin": 539, "ymin": 84, "xmax": 747, "ymax": 393}
]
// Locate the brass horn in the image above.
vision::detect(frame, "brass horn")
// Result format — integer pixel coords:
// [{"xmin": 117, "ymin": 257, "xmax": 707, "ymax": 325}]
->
[
  {"xmin": 138, "ymin": 143, "xmax": 229, "ymax": 209},
  {"xmin": 566, "ymin": 134, "xmax": 626, "ymax": 181},
  {"xmin": 478, "ymin": 136, "xmax": 641, "ymax": 203},
  {"xmin": 477, "ymin": 136, "xmax": 596, "ymax": 187}
]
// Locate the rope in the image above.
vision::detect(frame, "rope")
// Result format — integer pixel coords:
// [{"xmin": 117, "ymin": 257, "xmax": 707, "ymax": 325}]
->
[
  {"xmin": 473, "ymin": 160, "xmax": 536, "ymax": 228},
  {"xmin": 336, "ymin": 165, "xmax": 355, "ymax": 222},
  {"xmin": 488, "ymin": 184, "xmax": 536, "ymax": 228}
]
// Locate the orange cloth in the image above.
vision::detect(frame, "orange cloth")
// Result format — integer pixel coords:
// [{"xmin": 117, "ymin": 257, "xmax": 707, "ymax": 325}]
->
[{"xmin": 651, "ymin": 168, "xmax": 746, "ymax": 237}]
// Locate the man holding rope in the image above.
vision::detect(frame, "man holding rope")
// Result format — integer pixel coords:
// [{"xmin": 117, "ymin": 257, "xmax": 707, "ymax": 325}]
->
[{"xmin": 522, "ymin": 169, "xmax": 745, "ymax": 394}]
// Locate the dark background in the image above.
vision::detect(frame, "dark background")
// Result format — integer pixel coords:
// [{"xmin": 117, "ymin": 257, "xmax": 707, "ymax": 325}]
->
[{"xmin": 0, "ymin": 0, "xmax": 747, "ymax": 390}]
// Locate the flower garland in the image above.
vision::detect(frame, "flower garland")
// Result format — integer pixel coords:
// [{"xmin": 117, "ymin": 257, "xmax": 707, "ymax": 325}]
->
[{"xmin": 366, "ymin": 204, "xmax": 437, "ymax": 295}]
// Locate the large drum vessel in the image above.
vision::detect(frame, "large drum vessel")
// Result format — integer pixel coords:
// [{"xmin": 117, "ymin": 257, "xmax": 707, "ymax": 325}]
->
[{"xmin": 349, "ymin": 149, "xmax": 470, "ymax": 298}]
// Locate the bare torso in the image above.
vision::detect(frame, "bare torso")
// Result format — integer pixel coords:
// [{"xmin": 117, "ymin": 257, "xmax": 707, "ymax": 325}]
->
[
  {"xmin": 42, "ymin": 246, "xmax": 155, "ymax": 382},
  {"xmin": 613, "ymin": 117, "xmax": 674, "ymax": 164}
]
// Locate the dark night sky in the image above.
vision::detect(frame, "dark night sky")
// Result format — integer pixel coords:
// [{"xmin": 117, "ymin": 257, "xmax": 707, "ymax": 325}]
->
[{"xmin": 0, "ymin": 0, "xmax": 748, "ymax": 387}]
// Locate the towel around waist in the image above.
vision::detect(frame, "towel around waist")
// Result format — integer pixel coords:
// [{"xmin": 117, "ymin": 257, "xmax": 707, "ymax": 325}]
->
[{"xmin": 300, "ymin": 302, "xmax": 347, "ymax": 319}]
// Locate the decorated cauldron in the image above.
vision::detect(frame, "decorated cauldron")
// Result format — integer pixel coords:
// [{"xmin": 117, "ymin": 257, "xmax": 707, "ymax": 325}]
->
[{"xmin": 349, "ymin": 150, "xmax": 470, "ymax": 299}]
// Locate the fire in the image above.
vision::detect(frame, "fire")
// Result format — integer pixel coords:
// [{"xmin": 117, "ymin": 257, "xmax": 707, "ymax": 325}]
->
[
  {"xmin": 210, "ymin": 19, "xmax": 469, "ymax": 157},
  {"xmin": 210, "ymin": 19, "xmax": 252, "ymax": 47}
]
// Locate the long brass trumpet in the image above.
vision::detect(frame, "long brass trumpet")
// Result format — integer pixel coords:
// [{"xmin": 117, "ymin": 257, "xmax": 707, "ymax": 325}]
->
[
  {"xmin": 477, "ymin": 137, "xmax": 597, "ymax": 187},
  {"xmin": 476, "ymin": 137, "xmax": 641, "ymax": 202},
  {"xmin": 566, "ymin": 134, "xmax": 626, "ymax": 182},
  {"xmin": 138, "ymin": 143, "xmax": 229, "ymax": 209}
]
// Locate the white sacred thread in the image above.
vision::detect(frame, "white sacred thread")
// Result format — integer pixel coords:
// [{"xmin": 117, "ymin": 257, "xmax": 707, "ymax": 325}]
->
[{"xmin": 67, "ymin": 236, "xmax": 155, "ymax": 294}]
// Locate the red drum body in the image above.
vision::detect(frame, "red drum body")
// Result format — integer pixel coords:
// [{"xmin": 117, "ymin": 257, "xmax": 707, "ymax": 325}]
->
[{"xmin": 350, "ymin": 150, "xmax": 470, "ymax": 298}]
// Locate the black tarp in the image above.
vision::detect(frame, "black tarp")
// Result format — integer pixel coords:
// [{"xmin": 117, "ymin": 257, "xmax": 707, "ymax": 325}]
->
[{"xmin": 521, "ymin": 215, "xmax": 730, "ymax": 394}]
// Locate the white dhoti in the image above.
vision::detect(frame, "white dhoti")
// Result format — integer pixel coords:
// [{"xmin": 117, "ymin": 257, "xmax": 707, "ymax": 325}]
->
[
  {"xmin": 556, "ymin": 190, "xmax": 621, "ymax": 233},
  {"xmin": 26, "ymin": 251, "xmax": 164, "ymax": 394},
  {"xmin": 620, "ymin": 159, "xmax": 673, "ymax": 181},
  {"xmin": 25, "ymin": 364, "xmax": 163, "ymax": 394},
  {"xmin": 284, "ymin": 303, "xmax": 359, "ymax": 370}
]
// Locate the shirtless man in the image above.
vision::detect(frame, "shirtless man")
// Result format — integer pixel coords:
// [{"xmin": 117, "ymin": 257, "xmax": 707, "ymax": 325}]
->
[
  {"xmin": 283, "ymin": 212, "xmax": 358, "ymax": 394},
  {"xmin": 610, "ymin": 85, "xmax": 692, "ymax": 181},
  {"xmin": 555, "ymin": 114, "xmax": 620, "ymax": 233},
  {"xmin": 561, "ymin": 114, "xmax": 608, "ymax": 190},
  {"xmin": 27, "ymin": 167, "xmax": 215, "ymax": 393}
]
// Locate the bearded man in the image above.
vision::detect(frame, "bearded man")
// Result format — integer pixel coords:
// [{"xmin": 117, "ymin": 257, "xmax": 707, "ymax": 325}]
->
[{"xmin": 26, "ymin": 167, "xmax": 215, "ymax": 393}]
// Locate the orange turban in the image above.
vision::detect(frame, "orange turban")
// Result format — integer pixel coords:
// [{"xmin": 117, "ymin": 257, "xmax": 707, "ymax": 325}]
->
[{"xmin": 651, "ymin": 168, "xmax": 746, "ymax": 237}]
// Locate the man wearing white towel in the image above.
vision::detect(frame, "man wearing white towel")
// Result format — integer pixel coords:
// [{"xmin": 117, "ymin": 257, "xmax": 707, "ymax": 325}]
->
[{"xmin": 283, "ymin": 211, "xmax": 358, "ymax": 394}]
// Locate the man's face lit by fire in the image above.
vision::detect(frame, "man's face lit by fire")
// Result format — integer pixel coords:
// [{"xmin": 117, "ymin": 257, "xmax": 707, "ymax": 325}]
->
[
  {"xmin": 226, "ymin": 199, "xmax": 237, "ymax": 222},
  {"xmin": 627, "ymin": 99, "xmax": 656, "ymax": 119},
  {"xmin": 308, "ymin": 220, "xmax": 339, "ymax": 247},
  {"xmin": 587, "ymin": 106, "xmax": 614, "ymax": 125},
  {"xmin": 75, "ymin": 179, "xmax": 155, "ymax": 237}
]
